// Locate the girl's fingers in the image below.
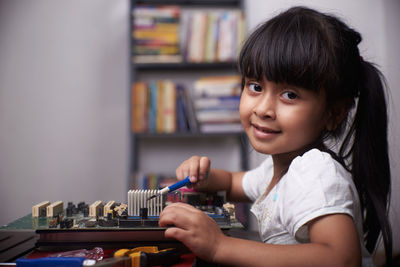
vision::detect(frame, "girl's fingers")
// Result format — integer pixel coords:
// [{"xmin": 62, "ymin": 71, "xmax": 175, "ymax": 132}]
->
[
  {"xmin": 176, "ymin": 160, "xmax": 191, "ymax": 180},
  {"xmin": 159, "ymin": 203, "xmax": 198, "ymax": 229},
  {"xmin": 161, "ymin": 202, "xmax": 199, "ymax": 220},
  {"xmin": 189, "ymin": 156, "xmax": 201, "ymax": 182},
  {"xmin": 199, "ymin": 157, "xmax": 210, "ymax": 181},
  {"xmin": 176, "ymin": 155, "xmax": 210, "ymax": 184},
  {"xmin": 175, "ymin": 168, "xmax": 183, "ymax": 180},
  {"xmin": 159, "ymin": 202, "xmax": 223, "ymax": 262},
  {"xmin": 164, "ymin": 202, "xmax": 196, "ymax": 212},
  {"xmin": 164, "ymin": 227, "xmax": 189, "ymax": 243}
]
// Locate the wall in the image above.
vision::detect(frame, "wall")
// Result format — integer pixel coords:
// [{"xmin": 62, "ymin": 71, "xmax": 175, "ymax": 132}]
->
[{"xmin": 0, "ymin": 0, "xmax": 131, "ymax": 225}]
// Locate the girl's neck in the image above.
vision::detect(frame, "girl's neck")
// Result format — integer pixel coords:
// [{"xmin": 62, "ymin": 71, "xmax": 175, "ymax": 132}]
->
[
  {"xmin": 271, "ymin": 152, "xmax": 299, "ymax": 180},
  {"xmin": 271, "ymin": 140, "xmax": 327, "ymax": 180}
]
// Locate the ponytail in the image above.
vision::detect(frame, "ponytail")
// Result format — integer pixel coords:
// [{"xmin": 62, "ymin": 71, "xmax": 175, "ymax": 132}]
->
[{"xmin": 342, "ymin": 61, "xmax": 392, "ymax": 264}]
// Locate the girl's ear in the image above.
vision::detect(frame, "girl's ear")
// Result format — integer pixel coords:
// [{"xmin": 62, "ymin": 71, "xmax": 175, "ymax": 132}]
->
[{"xmin": 326, "ymin": 100, "xmax": 351, "ymax": 131}]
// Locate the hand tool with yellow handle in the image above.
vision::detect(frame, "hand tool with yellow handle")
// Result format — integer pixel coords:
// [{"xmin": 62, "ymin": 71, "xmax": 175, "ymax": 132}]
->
[{"xmin": 93, "ymin": 246, "xmax": 180, "ymax": 267}]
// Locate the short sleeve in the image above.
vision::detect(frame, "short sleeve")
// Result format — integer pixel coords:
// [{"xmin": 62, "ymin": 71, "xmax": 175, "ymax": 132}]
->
[
  {"xmin": 242, "ymin": 156, "xmax": 273, "ymax": 202},
  {"xmin": 279, "ymin": 149, "xmax": 358, "ymax": 242}
]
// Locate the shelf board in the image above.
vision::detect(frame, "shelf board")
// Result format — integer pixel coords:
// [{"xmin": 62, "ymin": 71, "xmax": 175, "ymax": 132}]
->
[
  {"xmin": 134, "ymin": 0, "xmax": 242, "ymax": 7},
  {"xmin": 134, "ymin": 61, "xmax": 239, "ymax": 71},
  {"xmin": 133, "ymin": 132, "xmax": 246, "ymax": 139}
]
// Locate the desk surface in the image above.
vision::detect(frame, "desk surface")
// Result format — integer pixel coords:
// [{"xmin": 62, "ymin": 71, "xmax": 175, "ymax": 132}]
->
[
  {"xmin": 0, "ymin": 230, "xmax": 37, "ymax": 262},
  {"xmin": 0, "ymin": 228, "xmax": 260, "ymax": 265}
]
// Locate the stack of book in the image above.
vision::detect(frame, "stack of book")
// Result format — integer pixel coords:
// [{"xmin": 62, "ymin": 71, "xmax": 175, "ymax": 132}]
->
[
  {"xmin": 182, "ymin": 9, "xmax": 246, "ymax": 63},
  {"xmin": 132, "ymin": 80, "xmax": 198, "ymax": 133},
  {"xmin": 132, "ymin": 76, "xmax": 243, "ymax": 134},
  {"xmin": 135, "ymin": 173, "xmax": 177, "ymax": 190},
  {"xmin": 132, "ymin": 6, "xmax": 182, "ymax": 63},
  {"xmin": 193, "ymin": 76, "xmax": 243, "ymax": 133}
]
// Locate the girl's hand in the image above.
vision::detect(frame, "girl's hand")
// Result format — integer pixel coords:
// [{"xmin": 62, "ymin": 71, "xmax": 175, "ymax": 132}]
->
[
  {"xmin": 159, "ymin": 202, "xmax": 226, "ymax": 262},
  {"xmin": 176, "ymin": 156, "xmax": 211, "ymax": 190}
]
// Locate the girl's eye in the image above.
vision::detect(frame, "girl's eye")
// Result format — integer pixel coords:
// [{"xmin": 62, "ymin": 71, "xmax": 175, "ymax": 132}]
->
[
  {"xmin": 248, "ymin": 83, "xmax": 262, "ymax": 92},
  {"xmin": 282, "ymin": 91, "xmax": 298, "ymax": 100}
]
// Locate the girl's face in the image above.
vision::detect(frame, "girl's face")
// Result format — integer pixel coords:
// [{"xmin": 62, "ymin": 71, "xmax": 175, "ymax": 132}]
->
[{"xmin": 240, "ymin": 77, "xmax": 329, "ymax": 159}]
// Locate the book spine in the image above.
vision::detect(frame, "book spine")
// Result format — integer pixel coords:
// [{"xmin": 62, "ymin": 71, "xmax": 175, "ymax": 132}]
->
[
  {"xmin": 176, "ymin": 86, "xmax": 189, "ymax": 132},
  {"xmin": 148, "ymin": 82, "xmax": 158, "ymax": 133},
  {"xmin": 163, "ymin": 80, "xmax": 177, "ymax": 133},
  {"xmin": 132, "ymin": 82, "xmax": 148, "ymax": 133},
  {"xmin": 187, "ymin": 11, "xmax": 207, "ymax": 62},
  {"xmin": 156, "ymin": 81, "xmax": 165, "ymax": 133}
]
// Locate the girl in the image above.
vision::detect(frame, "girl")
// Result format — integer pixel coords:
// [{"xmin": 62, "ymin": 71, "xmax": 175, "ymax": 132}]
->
[{"xmin": 159, "ymin": 6, "xmax": 392, "ymax": 267}]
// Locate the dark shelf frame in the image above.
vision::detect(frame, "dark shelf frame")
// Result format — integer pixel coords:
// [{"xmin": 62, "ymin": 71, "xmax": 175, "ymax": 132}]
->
[
  {"xmin": 130, "ymin": 0, "xmax": 248, "ymax": 189},
  {"xmin": 135, "ymin": 0, "xmax": 243, "ymax": 7},
  {"xmin": 131, "ymin": 132, "xmax": 249, "ymax": 176},
  {"xmin": 135, "ymin": 61, "xmax": 239, "ymax": 71},
  {"xmin": 133, "ymin": 131, "xmax": 245, "ymax": 139}
]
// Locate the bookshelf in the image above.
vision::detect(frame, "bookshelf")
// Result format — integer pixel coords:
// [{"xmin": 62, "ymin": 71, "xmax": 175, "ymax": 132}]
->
[{"xmin": 130, "ymin": 0, "xmax": 248, "ymax": 189}]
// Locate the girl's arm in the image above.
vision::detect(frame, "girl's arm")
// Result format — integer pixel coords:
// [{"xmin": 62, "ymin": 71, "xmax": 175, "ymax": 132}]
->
[
  {"xmin": 159, "ymin": 203, "xmax": 361, "ymax": 267},
  {"xmin": 175, "ymin": 156, "xmax": 250, "ymax": 202},
  {"xmin": 214, "ymin": 214, "xmax": 361, "ymax": 267}
]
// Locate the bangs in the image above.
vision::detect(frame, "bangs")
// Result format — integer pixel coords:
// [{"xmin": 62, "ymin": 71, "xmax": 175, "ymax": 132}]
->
[{"xmin": 239, "ymin": 7, "xmax": 337, "ymax": 92}]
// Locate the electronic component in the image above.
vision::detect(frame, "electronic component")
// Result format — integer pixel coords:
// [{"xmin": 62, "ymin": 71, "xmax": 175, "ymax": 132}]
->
[
  {"xmin": 46, "ymin": 201, "xmax": 63, "ymax": 217},
  {"xmin": 32, "ymin": 201, "xmax": 50, "ymax": 217},
  {"xmin": 114, "ymin": 203, "xmax": 128, "ymax": 217},
  {"xmin": 103, "ymin": 200, "xmax": 116, "ymax": 217},
  {"xmin": 89, "ymin": 200, "xmax": 103, "ymax": 217},
  {"xmin": 128, "ymin": 190, "xmax": 163, "ymax": 217},
  {"xmin": 60, "ymin": 218, "xmax": 73, "ymax": 229}
]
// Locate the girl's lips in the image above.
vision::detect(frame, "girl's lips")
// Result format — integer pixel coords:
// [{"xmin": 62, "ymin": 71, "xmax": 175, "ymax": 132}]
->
[
  {"xmin": 252, "ymin": 123, "xmax": 281, "ymax": 134},
  {"xmin": 251, "ymin": 123, "xmax": 281, "ymax": 139}
]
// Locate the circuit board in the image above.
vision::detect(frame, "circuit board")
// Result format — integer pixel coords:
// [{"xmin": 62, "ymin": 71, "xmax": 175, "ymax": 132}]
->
[{"xmin": 1, "ymin": 190, "xmax": 241, "ymax": 247}]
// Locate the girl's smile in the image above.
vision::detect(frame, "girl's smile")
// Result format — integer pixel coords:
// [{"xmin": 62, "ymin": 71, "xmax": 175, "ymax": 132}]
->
[
  {"xmin": 251, "ymin": 123, "xmax": 282, "ymax": 139},
  {"xmin": 240, "ymin": 77, "xmax": 330, "ymax": 161}
]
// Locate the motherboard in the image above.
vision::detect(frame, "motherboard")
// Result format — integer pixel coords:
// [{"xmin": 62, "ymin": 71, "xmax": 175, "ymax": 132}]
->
[{"xmin": 2, "ymin": 189, "xmax": 239, "ymax": 247}]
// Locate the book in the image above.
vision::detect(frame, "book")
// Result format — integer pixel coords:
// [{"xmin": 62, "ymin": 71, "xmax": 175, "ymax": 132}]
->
[
  {"xmin": 133, "ymin": 54, "xmax": 183, "ymax": 64},
  {"xmin": 176, "ymin": 87, "xmax": 189, "ymax": 132},
  {"xmin": 192, "ymin": 75, "xmax": 242, "ymax": 132},
  {"xmin": 177, "ymin": 85, "xmax": 198, "ymax": 132},
  {"xmin": 133, "ymin": 5, "xmax": 181, "ymax": 63},
  {"xmin": 137, "ymin": 173, "xmax": 177, "ymax": 190},
  {"xmin": 133, "ymin": 29, "xmax": 179, "ymax": 44},
  {"xmin": 186, "ymin": 11, "xmax": 208, "ymax": 62},
  {"xmin": 132, "ymin": 80, "xmax": 197, "ymax": 133},
  {"xmin": 194, "ymin": 95, "xmax": 240, "ymax": 110},
  {"xmin": 193, "ymin": 75, "xmax": 241, "ymax": 97},
  {"xmin": 200, "ymin": 122, "xmax": 243, "ymax": 133},
  {"xmin": 217, "ymin": 10, "xmax": 237, "ymax": 62},
  {"xmin": 132, "ymin": 82, "xmax": 148, "ymax": 133},
  {"xmin": 204, "ymin": 12, "xmax": 220, "ymax": 62},
  {"xmin": 132, "ymin": 6, "xmax": 180, "ymax": 19},
  {"xmin": 134, "ymin": 44, "xmax": 180, "ymax": 56},
  {"xmin": 181, "ymin": 9, "xmax": 245, "ymax": 63},
  {"xmin": 156, "ymin": 81, "xmax": 165, "ymax": 133},
  {"xmin": 161, "ymin": 80, "xmax": 177, "ymax": 133},
  {"xmin": 196, "ymin": 109, "xmax": 240, "ymax": 123},
  {"xmin": 148, "ymin": 81, "xmax": 158, "ymax": 133}
]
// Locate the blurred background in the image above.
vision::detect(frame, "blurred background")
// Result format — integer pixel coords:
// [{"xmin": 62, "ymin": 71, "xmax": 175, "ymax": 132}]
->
[{"xmin": 0, "ymin": 0, "xmax": 399, "ymax": 256}]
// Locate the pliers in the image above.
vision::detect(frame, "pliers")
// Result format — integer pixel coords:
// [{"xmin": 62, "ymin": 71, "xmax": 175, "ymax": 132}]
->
[
  {"xmin": 15, "ymin": 246, "xmax": 181, "ymax": 267},
  {"xmin": 92, "ymin": 246, "xmax": 181, "ymax": 267}
]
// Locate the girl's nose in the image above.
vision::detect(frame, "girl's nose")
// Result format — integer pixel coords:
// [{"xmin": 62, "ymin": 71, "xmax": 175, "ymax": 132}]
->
[{"xmin": 253, "ymin": 94, "xmax": 276, "ymax": 119}]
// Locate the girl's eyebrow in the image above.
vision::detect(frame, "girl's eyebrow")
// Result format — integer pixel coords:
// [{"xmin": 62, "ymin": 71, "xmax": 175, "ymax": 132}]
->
[{"xmin": 278, "ymin": 82, "xmax": 305, "ymax": 91}]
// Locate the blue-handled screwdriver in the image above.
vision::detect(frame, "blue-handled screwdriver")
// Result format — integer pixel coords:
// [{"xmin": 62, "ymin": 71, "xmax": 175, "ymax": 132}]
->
[{"xmin": 147, "ymin": 176, "xmax": 192, "ymax": 200}]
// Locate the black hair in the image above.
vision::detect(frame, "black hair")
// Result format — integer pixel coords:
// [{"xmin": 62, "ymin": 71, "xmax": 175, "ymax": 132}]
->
[{"xmin": 239, "ymin": 6, "xmax": 392, "ymax": 265}]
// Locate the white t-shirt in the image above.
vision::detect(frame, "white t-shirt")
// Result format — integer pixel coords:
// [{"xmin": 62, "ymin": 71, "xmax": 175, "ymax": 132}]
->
[{"xmin": 242, "ymin": 149, "xmax": 374, "ymax": 266}]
